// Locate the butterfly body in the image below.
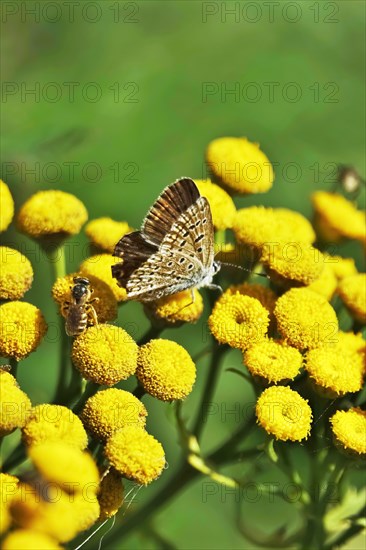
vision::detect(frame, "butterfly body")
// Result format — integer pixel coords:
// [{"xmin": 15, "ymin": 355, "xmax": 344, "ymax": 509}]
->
[{"xmin": 112, "ymin": 178, "xmax": 221, "ymax": 302}]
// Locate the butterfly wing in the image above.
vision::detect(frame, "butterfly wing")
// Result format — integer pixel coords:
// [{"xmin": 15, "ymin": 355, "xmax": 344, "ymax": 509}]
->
[
  {"xmin": 112, "ymin": 179, "xmax": 216, "ymax": 301},
  {"xmin": 142, "ymin": 178, "xmax": 200, "ymax": 246},
  {"xmin": 125, "ymin": 198, "xmax": 215, "ymax": 301}
]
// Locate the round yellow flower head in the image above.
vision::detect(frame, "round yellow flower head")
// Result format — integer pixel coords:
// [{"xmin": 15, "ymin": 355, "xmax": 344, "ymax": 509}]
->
[
  {"xmin": 262, "ymin": 243, "xmax": 324, "ymax": 287},
  {"xmin": 312, "ymin": 191, "xmax": 366, "ymax": 243},
  {"xmin": 10, "ymin": 482, "xmax": 97, "ymax": 543},
  {"xmin": 274, "ymin": 288, "xmax": 338, "ymax": 350},
  {"xmin": 217, "ymin": 282, "xmax": 277, "ymax": 331},
  {"xmin": 256, "ymin": 386, "xmax": 312, "ymax": 442},
  {"xmin": 52, "ymin": 272, "xmax": 117, "ymax": 324},
  {"xmin": 85, "ymin": 217, "xmax": 133, "ymax": 254},
  {"xmin": 193, "ymin": 179, "xmax": 236, "ymax": 229},
  {"xmin": 22, "ymin": 404, "xmax": 88, "ymax": 449},
  {"xmin": 28, "ymin": 442, "xmax": 99, "ymax": 494},
  {"xmin": 206, "ymin": 137, "xmax": 274, "ymax": 194},
  {"xmin": 81, "ymin": 388, "xmax": 147, "ymax": 440},
  {"xmin": 336, "ymin": 330, "xmax": 365, "ymax": 354},
  {"xmin": 330, "ymin": 408, "xmax": 366, "ymax": 456},
  {"xmin": 329, "ymin": 255, "xmax": 357, "ymax": 280},
  {"xmin": 0, "ymin": 473, "xmax": 19, "ymax": 534},
  {"xmin": 0, "ymin": 301, "xmax": 47, "ymax": 360},
  {"xmin": 146, "ymin": 289, "xmax": 203, "ymax": 326},
  {"xmin": 221, "ymin": 282, "xmax": 276, "ymax": 312},
  {"xmin": 0, "ymin": 180, "xmax": 14, "ymax": 232},
  {"xmin": 0, "ymin": 247, "xmax": 34, "ymax": 300},
  {"xmin": 137, "ymin": 339, "xmax": 196, "ymax": 401},
  {"xmin": 2, "ymin": 529, "xmax": 62, "ymax": 550},
  {"xmin": 71, "ymin": 324, "xmax": 138, "ymax": 386},
  {"xmin": 17, "ymin": 190, "xmax": 87, "ymax": 240},
  {"xmin": 233, "ymin": 207, "xmax": 315, "ymax": 255},
  {"xmin": 79, "ymin": 254, "xmax": 127, "ymax": 301},
  {"xmin": 305, "ymin": 344, "xmax": 364, "ymax": 396},
  {"xmin": 244, "ymin": 339, "xmax": 302, "ymax": 384},
  {"xmin": 98, "ymin": 468, "xmax": 124, "ymax": 521},
  {"xmin": 307, "ymin": 263, "xmax": 337, "ymax": 301},
  {"xmin": 0, "ymin": 372, "xmax": 32, "ymax": 436},
  {"xmin": 337, "ymin": 274, "xmax": 366, "ymax": 324},
  {"xmin": 208, "ymin": 293, "xmax": 269, "ymax": 350},
  {"xmin": 105, "ymin": 425, "xmax": 166, "ymax": 485}
]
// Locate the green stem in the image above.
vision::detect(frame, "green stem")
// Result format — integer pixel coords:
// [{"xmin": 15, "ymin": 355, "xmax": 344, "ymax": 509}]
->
[
  {"xmin": 46, "ymin": 242, "xmax": 67, "ymax": 280},
  {"xmin": 9, "ymin": 357, "xmax": 18, "ymax": 379},
  {"xmin": 192, "ymin": 342, "xmax": 226, "ymax": 440},
  {"xmin": 132, "ymin": 383, "xmax": 146, "ymax": 399},
  {"xmin": 73, "ymin": 381, "xmax": 100, "ymax": 415},
  {"xmin": 54, "ymin": 331, "xmax": 71, "ymax": 403},
  {"xmin": 2, "ymin": 443, "xmax": 26, "ymax": 473},
  {"xmin": 46, "ymin": 243, "xmax": 70, "ymax": 404}
]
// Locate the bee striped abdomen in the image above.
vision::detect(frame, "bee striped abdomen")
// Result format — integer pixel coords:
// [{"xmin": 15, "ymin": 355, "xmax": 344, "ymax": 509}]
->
[{"xmin": 65, "ymin": 308, "xmax": 88, "ymax": 336}]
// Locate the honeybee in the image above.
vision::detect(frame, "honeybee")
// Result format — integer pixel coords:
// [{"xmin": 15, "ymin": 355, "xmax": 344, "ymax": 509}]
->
[{"xmin": 61, "ymin": 276, "xmax": 99, "ymax": 336}]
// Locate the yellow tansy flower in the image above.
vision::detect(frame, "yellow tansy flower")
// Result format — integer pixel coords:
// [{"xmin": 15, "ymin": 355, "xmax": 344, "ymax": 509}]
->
[
  {"xmin": 0, "ymin": 180, "xmax": 14, "ymax": 232},
  {"xmin": 71, "ymin": 324, "xmax": 138, "ymax": 386},
  {"xmin": 105, "ymin": 425, "xmax": 165, "ymax": 485},
  {"xmin": 244, "ymin": 339, "xmax": 302, "ymax": 383},
  {"xmin": 52, "ymin": 272, "xmax": 117, "ymax": 324},
  {"xmin": 337, "ymin": 274, "xmax": 366, "ymax": 324},
  {"xmin": 0, "ymin": 247, "xmax": 33, "ymax": 300},
  {"xmin": 10, "ymin": 483, "xmax": 91, "ymax": 543},
  {"xmin": 274, "ymin": 288, "xmax": 338, "ymax": 350},
  {"xmin": 79, "ymin": 254, "xmax": 127, "ymax": 301},
  {"xmin": 0, "ymin": 473, "xmax": 19, "ymax": 534},
  {"xmin": 193, "ymin": 179, "xmax": 236, "ymax": 229},
  {"xmin": 0, "ymin": 372, "xmax": 32, "ymax": 436},
  {"xmin": 256, "ymin": 386, "xmax": 312, "ymax": 442},
  {"xmin": 22, "ymin": 404, "xmax": 88, "ymax": 449},
  {"xmin": 233, "ymin": 207, "xmax": 315, "ymax": 256},
  {"xmin": 28, "ymin": 442, "xmax": 99, "ymax": 494},
  {"xmin": 307, "ymin": 263, "xmax": 337, "ymax": 301},
  {"xmin": 17, "ymin": 190, "xmax": 88, "ymax": 240},
  {"xmin": 305, "ymin": 345, "xmax": 364, "ymax": 396},
  {"xmin": 85, "ymin": 217, "xmax": 133, "ymax": 254},
  {"xmin": 330, "ymin": 408, "xmax": 366, "ymax": 456},
  {"xmin": 327, "ymin": 255, "xmax": 357, "ymax": 281},
  {"xmin": 0, "ymin": 301, "xmax": 47, "ymax": 360},
  {"xmin": 312, "ymin": 191, "xmax": 366, "ymax": 243},
  {"xmin": 98, "ymin": 469, "xmax": 124, "ymax": 521},
  {"xmin": 208, "ymin": 293, "xmax": 269, "ymax": 350},
  {"xmin": 81, "ymin": 388, "xmax": 147, "ymax": 440},
  {"xmin": 206, "ymin": 137, "xmax": 274, "ymax": 194},
  {"xmin": 71, "ymin": 492, "xmax": 100, "ymax": 533},
  {"xmin": 262, "ymin": 242, "xmax": 324, "ymax": 287},
  {"xmin": 146, "ymin": 289, "xmax": 203, "ymax": 326},
  {"xmin": 219, "ymin": 282, "xmax": 276, "ymax": 312},
  {"xmin": 2, "ymin": 529, "xmax": 62, "ymax": 550},
  {"xmin": 335, "ymin": 330, "xmax": 365, "ymax": 354},
  {"xmin": 137, "ymin": 339, "xmax": 196, "ymax": 401}
]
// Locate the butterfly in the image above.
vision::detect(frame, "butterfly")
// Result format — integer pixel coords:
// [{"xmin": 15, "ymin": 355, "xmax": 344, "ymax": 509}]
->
[{"xmin": 111, "ymin": 178, "xmax": 221, "ymax": 301}]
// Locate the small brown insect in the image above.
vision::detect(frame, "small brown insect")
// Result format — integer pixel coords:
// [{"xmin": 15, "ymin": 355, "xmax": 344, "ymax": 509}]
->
[{"xmin": 61, "ymin": 276, "xmax": 99, "ymax": 336}]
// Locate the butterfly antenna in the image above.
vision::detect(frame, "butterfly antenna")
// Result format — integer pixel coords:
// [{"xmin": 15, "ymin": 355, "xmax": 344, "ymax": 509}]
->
[{"xmin": 219, "ymin": 261, "xmax": 269, "ymax": 279}]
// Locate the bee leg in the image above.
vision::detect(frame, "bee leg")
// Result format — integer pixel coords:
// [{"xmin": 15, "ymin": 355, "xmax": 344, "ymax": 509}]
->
[
  {"xmin": 61, "ymin": 302, "xmax": 70, "ymax": 318},
  {"xmin": 86, "ymin": 304, "xmax": 99, "ymax": 326},
  {"xmin": 89, "ymin": 297, "xmax": 100, "ymax": 304}
]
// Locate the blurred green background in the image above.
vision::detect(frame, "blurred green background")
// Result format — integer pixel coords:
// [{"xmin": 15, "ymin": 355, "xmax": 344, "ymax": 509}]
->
[{"xmin": 1, "ymin": 1, "xmax": 365, "ymax": 549}]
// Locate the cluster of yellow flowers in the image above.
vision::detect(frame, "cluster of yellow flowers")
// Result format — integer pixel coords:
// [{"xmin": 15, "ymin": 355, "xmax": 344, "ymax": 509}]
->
[{"xmin": 0, "ymin": 135, "xmax": 365, "ymax": 548}]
